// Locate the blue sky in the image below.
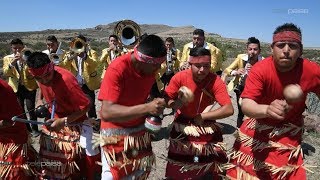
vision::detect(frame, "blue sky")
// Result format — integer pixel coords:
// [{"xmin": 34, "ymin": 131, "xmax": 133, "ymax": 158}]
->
[{"xmin": 0, "ymin": 0, "xmax": 319, "ymax": 47}]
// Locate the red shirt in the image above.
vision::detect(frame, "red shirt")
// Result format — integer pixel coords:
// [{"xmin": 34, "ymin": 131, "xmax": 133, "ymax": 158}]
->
[
  {"xmin": 165, "ymin": 69, "xmax": 231, "ymax": 118},
  {"xmin": 241, "ymin": 56, "xmax": 320, "ymax": 125},
  {"xmin": 39, "ymin": 66, "xmax": 89, "ymax": 122},
  {"xmin": 98, "ymin": 53, "xmax": 156, "ymax": 128},
  {"xmin": 0, "ymin": 79, "xmax": 28, "ymax": 144}
]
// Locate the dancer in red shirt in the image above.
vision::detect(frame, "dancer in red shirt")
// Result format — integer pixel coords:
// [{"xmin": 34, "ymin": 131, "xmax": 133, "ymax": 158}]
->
[
  {"xmin": 26, "ymin": 52, "xmax": 99, "ymax": 179},
  {"xmin": 226, "ymin": 23, "xmax": 320, "ymax": 179},
  {"xmin": 0, "ymin": 79, "xmax": 37, "ymax": 179},
  {"xmin": 164, "ymin": 47, "xmax": 234, "ymax": 179},
  {"xmin": 98, "ymin": 34, "xmax": 167, "ymax": 179}
]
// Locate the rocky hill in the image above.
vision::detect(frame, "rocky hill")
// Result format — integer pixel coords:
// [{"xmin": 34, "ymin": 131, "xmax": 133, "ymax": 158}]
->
[
  {"xmin": 0, "ymin": 21, "xmax": 198, "ymax": 44},
  {"xmin": 1, "ymin": 21, "xmax": 319, "ymax": 77}
]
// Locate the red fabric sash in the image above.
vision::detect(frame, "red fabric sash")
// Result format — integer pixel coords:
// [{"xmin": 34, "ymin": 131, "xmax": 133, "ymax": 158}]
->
[{"xmin": 28, "ymin": 62, "xmax": 54, "ymax": 77}]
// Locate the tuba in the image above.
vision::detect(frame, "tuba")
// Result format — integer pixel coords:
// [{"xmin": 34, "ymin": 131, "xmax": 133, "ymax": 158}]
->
[{"xmin": 114, "ymin": 20, "xmax": 141, "ymax": 49}]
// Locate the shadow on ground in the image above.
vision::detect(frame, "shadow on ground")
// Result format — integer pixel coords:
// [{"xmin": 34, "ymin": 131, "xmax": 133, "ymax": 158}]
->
[
  {"xmin": 218, "ymin": 122, "xmax": 237, "ymax": 135},
  {"xmin": 302, "ymin": 142, "xmax": 316, "ymax": 156},
  {"xmin": 151, "ymin": 127, "xmax": 171, "ymax": 141}
]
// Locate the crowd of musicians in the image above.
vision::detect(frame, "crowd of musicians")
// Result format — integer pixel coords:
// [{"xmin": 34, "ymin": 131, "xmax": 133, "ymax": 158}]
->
[{"xmin": 0, "ymin": 22, "xmax": 319, "ymax": 180}]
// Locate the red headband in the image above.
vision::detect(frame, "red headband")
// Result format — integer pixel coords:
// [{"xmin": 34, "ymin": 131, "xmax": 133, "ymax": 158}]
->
[
  {"xmin": 189, "ymin": 55, "xmax": 211, "ymax": 64},
  {"xmin": 273, "ymin": 31, "xmax": 301, "ymax": 43},
  {"xmin": 28, "ymin": 62, "xmax": 54, "ymax": 77},
  {"xmin": 133, "ymin": 47, "xmax": 166, "ymax": 64}
]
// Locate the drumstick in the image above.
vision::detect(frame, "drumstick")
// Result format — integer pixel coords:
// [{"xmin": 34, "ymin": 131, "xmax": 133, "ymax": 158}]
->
[
  {"xmin": 11, "ymin": 116, "xmax": 52, "ymax": 125},
  {"xmin": 51, "ymin": 99, "xmax": 56, "ymax": 119}
]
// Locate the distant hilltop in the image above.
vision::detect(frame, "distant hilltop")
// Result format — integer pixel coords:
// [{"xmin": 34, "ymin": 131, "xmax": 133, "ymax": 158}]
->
[{"xmin": 0, "ymin": 21, "xmax": 319, "ymax": 64}]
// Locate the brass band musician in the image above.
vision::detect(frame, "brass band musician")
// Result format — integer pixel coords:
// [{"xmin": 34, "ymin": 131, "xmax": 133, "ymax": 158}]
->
[
  {"xmin": 63, "ymin": 35, "xmax": 101, "ymax": 119},
  {"xmin": 179, "ymin": 29, "xmax": 223, "ymax": 73},
  {"xmin": 42, "ymin": 35, "xmax": 65, "ymax": 66},
  {"xmin": 222, "ymin": 37, "xmax": 263, "ymax": 127},
  {"xmin": 100, "ymin": 34, "xmax": 126, "ymax": 78},
  {"xmin": 2, "ymin": 38, "xmax": 39, "ymax": 136},
  {"xmin": 150, "ymin": 37, "xmax": 181, "ymax": 99}
]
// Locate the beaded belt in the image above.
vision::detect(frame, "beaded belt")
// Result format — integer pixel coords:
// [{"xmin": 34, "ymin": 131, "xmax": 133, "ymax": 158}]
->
[{"xmin": 100, "ymin": 124, "xmax": 145, "ymax": 136}]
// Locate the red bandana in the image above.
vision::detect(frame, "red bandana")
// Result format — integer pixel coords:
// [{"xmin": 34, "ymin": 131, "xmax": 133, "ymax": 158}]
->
[
  {"xmin": 28, "ymin": 62, "xmax": 54, "ymax": 77},
  {"xmin": 133, "ymin": 47, "xmax": 166, "ymax": 64},
  {"xmin": 273, "ymin": 31, "xmax": 302, "ymax": 43},
  {"xmin": 189, "ymin": 55, "xmax": 211, "ymax": 64}
]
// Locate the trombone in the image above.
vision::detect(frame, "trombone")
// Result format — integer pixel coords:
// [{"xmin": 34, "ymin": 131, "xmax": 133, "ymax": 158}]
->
[{"xmin": 67, "ymin": 37, "xmax": 87, "ymax": 60}]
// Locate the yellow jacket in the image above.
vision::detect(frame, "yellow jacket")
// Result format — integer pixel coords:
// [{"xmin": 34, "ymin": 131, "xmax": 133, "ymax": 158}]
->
[
  {"xmin": 2, "ymin": 54, "xmax": 38, "ymax": 92},
  {"xmin": 223, "ymin": 54, "xmax": 264, "ymax": 91},
  {"xmin": 100, "ymin": 47, "xmax": 126, "ymax": 78},
  {"xmin": 65, "ymin": 49, "xmax": 101, "ymax": 90},
  {"xmin": 172, "ymin": 48, "xmax": 181, "ymax": 73},
  {"xmin": 155, "ymin": 48, "xmax": 181, "ymax": 92},
  {"xmin": 179, "ymin": 42, "xmax": 222, "ymax": 72}
]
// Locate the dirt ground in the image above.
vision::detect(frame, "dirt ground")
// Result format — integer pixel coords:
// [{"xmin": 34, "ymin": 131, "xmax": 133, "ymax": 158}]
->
[{"xmin": 31, "ymin": 91, "xmax": 320, "ymax": 180}]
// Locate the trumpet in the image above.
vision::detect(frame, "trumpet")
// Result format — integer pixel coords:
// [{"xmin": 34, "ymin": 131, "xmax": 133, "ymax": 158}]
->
[
  {"xmin": 50, "ymin": 42, "xmax": 62, "ymax": 65},
  {"xmin": 21, "ymin": 48, "xmax": 34, "ymax": 61}
]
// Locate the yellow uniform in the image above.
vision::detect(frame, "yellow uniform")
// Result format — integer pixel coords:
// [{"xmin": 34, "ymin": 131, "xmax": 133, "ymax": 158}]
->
[
  {"xmin": 180, "ymin": 42, "xmax": 222, "ymax": 72},
  {"xmin": 2, "ymin": 54, "xmax": 38, "ymax": 92},
  {"xmin": 155, "ymin": 48, "xmax": 181, "ymax": 92},
  {"xmin": 224, "ymin": 54, "xmax": 263, "ymax": 92},
  {"xmin": 100, "ymin": 47, "xmax": 126, "ymax": 78},
  {"xmin": 64, "ymin": 49, "xmax": 101, "ymax": 91}
]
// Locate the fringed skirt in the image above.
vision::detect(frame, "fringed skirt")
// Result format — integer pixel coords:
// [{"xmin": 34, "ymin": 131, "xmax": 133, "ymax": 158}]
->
[
  {"xmin": 0, "ymin": 138, "xmax": 37, "ymax": 180},
  {"xmin": 165, "ymin": 116, "xmax": 228, "ymax": 179},
  {"xmin": 39, "ymin": 126, "xmax": 83, "ymax": 179},
  {"xmin": 97, "ymin": 124, "xmax": 154, "ymax": 180},
  {"xmin": 226, "ymin": 118, "xmax": 311, "ymax": 180}
]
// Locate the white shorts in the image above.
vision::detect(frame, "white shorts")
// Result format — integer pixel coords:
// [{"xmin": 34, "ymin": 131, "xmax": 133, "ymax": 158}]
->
[{"xmin": 79, "ymin": 125, "xmax": 100, "ymax": 156}]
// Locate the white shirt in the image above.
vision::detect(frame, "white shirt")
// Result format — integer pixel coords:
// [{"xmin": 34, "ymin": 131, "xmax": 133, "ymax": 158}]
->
[{"xmin": 76, "ymin": 54, "xmax": 86, "ymax": 85}]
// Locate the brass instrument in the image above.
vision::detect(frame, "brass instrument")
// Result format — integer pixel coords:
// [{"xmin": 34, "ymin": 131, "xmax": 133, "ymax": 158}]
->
[
  {"xmin": 114, "ymin": 20, "xmax": 141, "ymax": 49},
  {"xmin": 51, "ymin": 42, "xmax": 62, "ymax": 65},
  {"xmin": 67, "ymin": 37, "xmax": 87, "ymax": 60},
  {"xmin": 21, "ymin": 48, "xmax": 34, "ymax": 61},
  {"xmin": 69, "ymin": 37, "xmax": 86, "ymax": 54},
  {"xmin": 166, "ymin": 50, "xmax": 174, "ymax": 75}
]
